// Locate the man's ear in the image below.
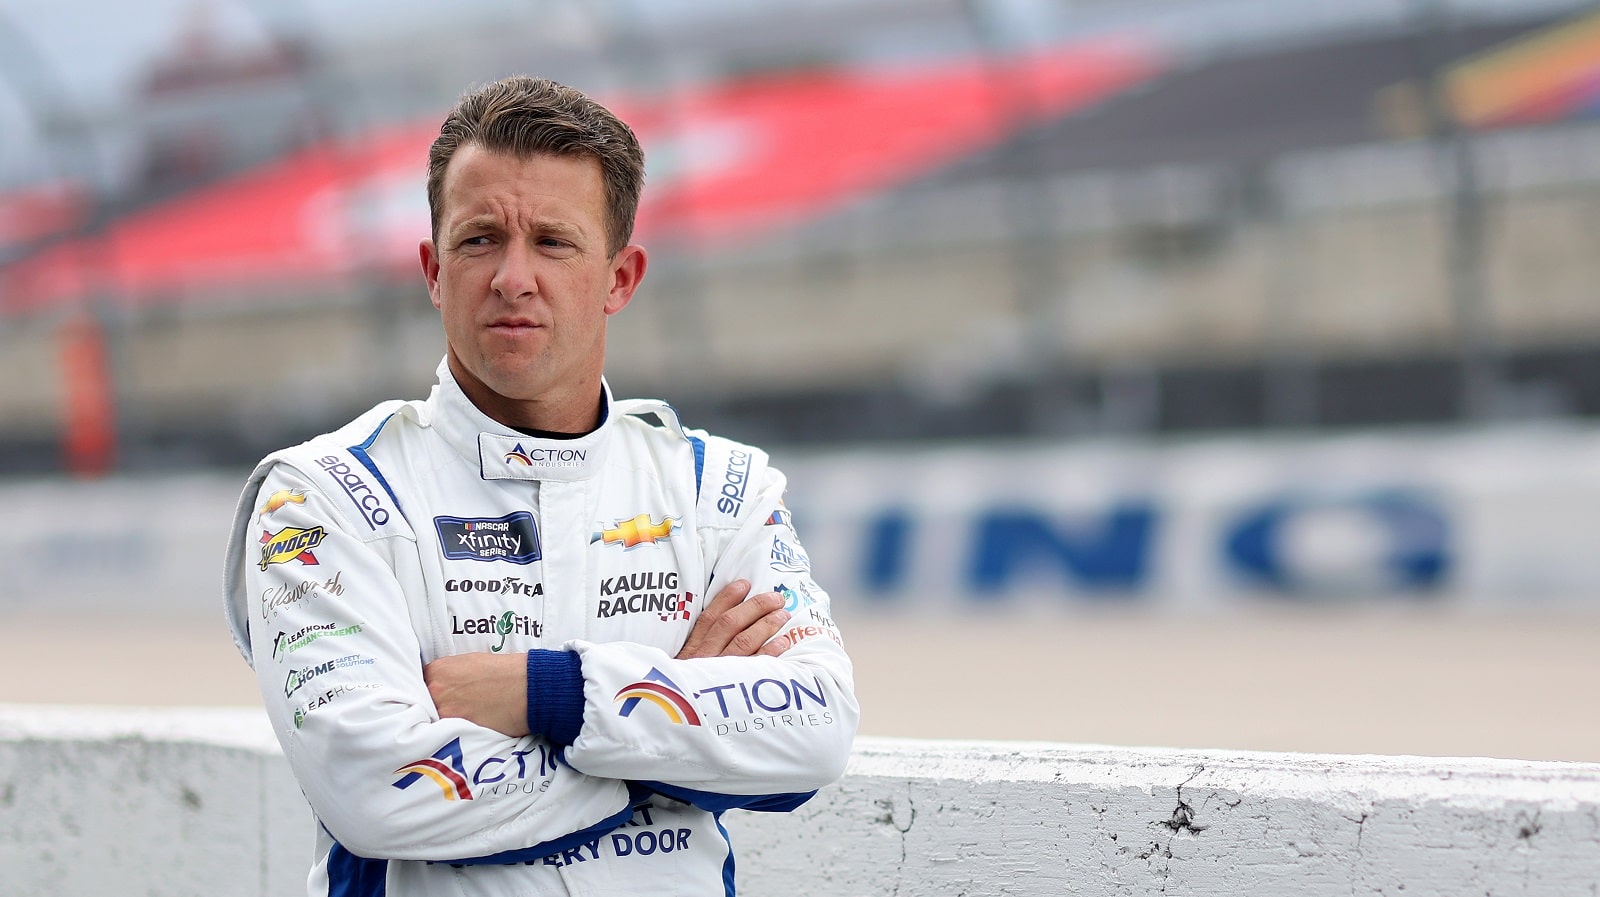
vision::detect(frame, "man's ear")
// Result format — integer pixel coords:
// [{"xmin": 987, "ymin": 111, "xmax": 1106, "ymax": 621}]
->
[
  {"xmin": 420, "ymin": 239, "xmax": 443, "ymax": 310},
  {"xmin": 604, "ymin": 244, "xmax": 648, "ymax": 316}
]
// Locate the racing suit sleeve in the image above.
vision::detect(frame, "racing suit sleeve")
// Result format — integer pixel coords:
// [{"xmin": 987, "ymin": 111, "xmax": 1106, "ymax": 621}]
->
[
  {"xmin": 527, "ymin": 462, "xmax": 859, "ymax": 804},
  {"xmin": 240, "ymin": 462, "xmax": 635, "ymax": 862}
]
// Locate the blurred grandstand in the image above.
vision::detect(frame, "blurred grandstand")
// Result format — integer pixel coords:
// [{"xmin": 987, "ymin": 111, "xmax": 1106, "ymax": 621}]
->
[{"xmin": 3, "ymin": 0, "xmax": 1600, "ymax": 475}]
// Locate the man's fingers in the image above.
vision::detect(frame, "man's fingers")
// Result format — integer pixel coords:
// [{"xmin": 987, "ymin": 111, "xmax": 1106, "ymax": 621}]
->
[
  {"xmin": 757, "ymin": 631, "xmax": 792, "ymax": 657},
  {"xmin": 677, "ymin": 579, "xmax": 754, "ymax": 659},
  {"xmin": 701, "ymin": 578, "xmax": 752, "ymax": 620},
  {"xmin": 721, "ymin": 602, "xmax": 790, "ymax": 657},
  {"xmin": 677, "ymin": 586, "xmax": 790, "ymax": 659}
]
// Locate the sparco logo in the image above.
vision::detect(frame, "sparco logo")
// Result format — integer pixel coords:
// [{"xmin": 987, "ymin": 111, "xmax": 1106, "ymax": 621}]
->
[
  {"xmin": 435, "ymin": 512, "xmax": 542, "ymax": 565},
  {"xmin": 445, "ymin": 578, "xmax": 543, "ymax": 597},
  {"xmin": 316, "ymin": 455, "xmax": 392, "ymax": 529},
  {"xmin": 717, "ymin": 449, "xmax": 752, "ymax": 515}
]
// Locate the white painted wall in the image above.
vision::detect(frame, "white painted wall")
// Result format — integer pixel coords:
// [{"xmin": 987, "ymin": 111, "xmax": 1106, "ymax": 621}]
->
[{"xmin": 4, "ymin": 705, "xmax": 1598, "ymax": 896}]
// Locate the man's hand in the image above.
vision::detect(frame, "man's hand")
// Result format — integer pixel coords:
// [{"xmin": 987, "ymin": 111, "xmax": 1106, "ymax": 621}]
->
[
  {"xmin": 424, "ymin": 652, "xmax": 530, "ymax": 737},
  {"xmin": 676, "ymin": 579, "xmax": 792, "ymax": 659}
]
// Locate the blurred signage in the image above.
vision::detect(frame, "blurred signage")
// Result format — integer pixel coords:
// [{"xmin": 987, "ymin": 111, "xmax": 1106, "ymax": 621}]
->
[
  {"xmin": 5, "ymin": 428, "xmax": 1600, "ymax": 616},
  {"xmin": 781, "ymin": 428, "xmax": 1600, "ymax": 611}
]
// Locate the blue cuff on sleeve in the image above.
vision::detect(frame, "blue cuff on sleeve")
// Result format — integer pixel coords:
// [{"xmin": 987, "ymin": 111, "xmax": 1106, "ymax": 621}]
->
[{"xmin": 526, "ymin": 649, "xmax": 585, "ymax": 747}]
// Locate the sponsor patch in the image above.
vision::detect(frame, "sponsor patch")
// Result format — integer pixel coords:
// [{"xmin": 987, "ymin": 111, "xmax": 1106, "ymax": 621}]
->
[
  {"xmin": 258, "ymin": 489, "xmax": 308, "ymax": 517},
  {"xmin": 450, "ymin": 610, "xmax": 543, "ymax": 652},
  {"xmin": 315, "ymin": 455, "xmax": 393, "ymax": 529},
  {"xmin": 393, "ymin": 737, "xmax": 561, "ymax": 801},
  {"xmin": 615, "ymin": 668, "xmax": 702, "ymax": 726},
  {"xmin": 435, "ymin": 512, "xmax": 542, "ymax": 565},
  {"xmin": 284, "ymin": 654, "xmax": 375, "ymax": 699},
  {"xmin": 260, "ymin": 570, "xmax": 345, "ymax": 621},
  {"xmin": 259, "ymin": 526, "xmax": 326, "ymax": 571},
  {"xmin": 272, "ymin": 622, "xmax": 362, "ymax": 660},
  {"xmin": 769, "ymin": 532, "xmax": 811, "ymax": 573},
  {"xmin": 591, "ymin": 514, "xmax": 678, "ymax": 550}
]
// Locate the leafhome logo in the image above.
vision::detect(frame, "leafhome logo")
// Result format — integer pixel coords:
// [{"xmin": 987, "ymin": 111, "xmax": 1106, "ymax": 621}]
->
[
  {"xmin": 284, "ymin": 653, "xmax": 375, "ymax": 699},
  {"xmin": 591, "ymin": 515, "xmax": 678, "ymax": 550},
  {"xmin": 393, "ymin": 738, "xmax": 474, "ymax": 800},
  {"xmin": 258, "ymin": 489, "xmax": 307, "ymax": 517},
  {"xmin": 614, "ymin": 668, "xmax": 702, "ymax": 726},
  {"xmin": 259, "ymin": 526, "xmax": 326, "ymax": 571},
  {"xmin": 435, "ymin": 512, "xmax": 542, "ymax": 565},
  {"xmin": 272, "ymin": 622, "xmax": 362, "ymax": 660},
  {"xmin": 505, "ymin": 443, "xmax": 588, "ymax": 467}
]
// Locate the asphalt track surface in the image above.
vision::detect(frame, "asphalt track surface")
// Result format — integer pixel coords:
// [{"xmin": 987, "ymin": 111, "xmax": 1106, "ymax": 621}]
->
[{"xmin": 6, "ymin": 608, "xmax": 1598, "ymax": 764}]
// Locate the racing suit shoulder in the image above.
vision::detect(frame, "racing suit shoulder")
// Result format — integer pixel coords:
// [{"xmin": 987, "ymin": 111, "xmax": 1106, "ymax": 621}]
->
[
  {"xmin": 222, "ymin": 399, "xmax": 417, "ymax": 666},
  {"xmin": 680, "ymin": 426, "xmax": 774, "ymax": 532}
]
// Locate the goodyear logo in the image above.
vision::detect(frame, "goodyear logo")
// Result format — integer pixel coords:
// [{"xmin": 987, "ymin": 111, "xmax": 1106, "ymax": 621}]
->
[{"xmin": 259, "ymin": 526, "xmax": 327, "ymax": 571}]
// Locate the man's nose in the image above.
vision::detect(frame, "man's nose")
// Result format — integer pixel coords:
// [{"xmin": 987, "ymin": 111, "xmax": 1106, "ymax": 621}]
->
[{"xmin": 490, "ymin": 242, "xmax": 538, "ymax": 300}]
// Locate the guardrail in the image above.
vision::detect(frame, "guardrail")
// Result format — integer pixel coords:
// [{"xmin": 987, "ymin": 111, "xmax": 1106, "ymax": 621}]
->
[{"xmin": 4, "ymin": 705, "xmax": 1597, "ymax": 896}]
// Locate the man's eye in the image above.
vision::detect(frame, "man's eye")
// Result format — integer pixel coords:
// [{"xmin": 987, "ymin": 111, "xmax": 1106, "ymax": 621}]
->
[{"xmin": 461, "ymin": 235, "xmax": 493, "ymax": 247}]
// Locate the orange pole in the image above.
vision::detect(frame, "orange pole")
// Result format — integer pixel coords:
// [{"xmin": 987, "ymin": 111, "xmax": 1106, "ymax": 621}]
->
[{"xmin": 58, "ymin": 311, "xmax": 116, "ymax": 477}]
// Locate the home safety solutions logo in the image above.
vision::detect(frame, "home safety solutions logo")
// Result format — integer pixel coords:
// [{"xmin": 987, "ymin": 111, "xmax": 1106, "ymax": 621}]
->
[
  {"xmin": 614, "ymin": 668, "xmax": 702, "ymax": 726},
  {"xmin": 591, "ymin": 514, "xmax": 678, "ymax": 549},
  {"xmin": 393, "ymin": 738, "xmax": 474, "ymax": 800}
]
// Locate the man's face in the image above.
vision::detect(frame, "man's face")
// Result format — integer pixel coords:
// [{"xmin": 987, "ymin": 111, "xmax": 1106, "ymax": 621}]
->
[{"xmin": 420, "ymin": 144, "xmax": 645, "ymax": 429}]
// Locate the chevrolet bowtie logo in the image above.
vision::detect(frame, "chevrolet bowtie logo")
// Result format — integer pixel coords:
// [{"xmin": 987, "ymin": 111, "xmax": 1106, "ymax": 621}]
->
[{"xmin": 591, "ymin": 514, "xmax": 678, "ymax": 549}]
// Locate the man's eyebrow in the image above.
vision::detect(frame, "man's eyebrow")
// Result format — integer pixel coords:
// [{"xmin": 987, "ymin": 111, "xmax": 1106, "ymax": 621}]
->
[{"xmin": 448, "ymin": 215, "xmax": 587, "ymax": 240}]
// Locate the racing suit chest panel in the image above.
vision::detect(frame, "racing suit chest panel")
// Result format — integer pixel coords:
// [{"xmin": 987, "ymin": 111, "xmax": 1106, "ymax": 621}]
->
[{"xmin": 380, "ymin": 416, "xmax": 707, "ymax": 662}]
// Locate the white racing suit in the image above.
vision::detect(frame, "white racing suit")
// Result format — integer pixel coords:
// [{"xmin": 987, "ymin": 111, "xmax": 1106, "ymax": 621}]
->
[{"xmin": 222, "ymin": 360, "xmax": 858, "ymax": 897}]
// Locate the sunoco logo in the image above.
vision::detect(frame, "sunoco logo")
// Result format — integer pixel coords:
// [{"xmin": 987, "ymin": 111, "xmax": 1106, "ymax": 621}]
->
[
  {"xmin": 259, "ymin": 526, "xmax": 326, "ymax": 571},
  {"xmin": 435, "ymin": 512, "xmax": 542, "ymax": 565}
]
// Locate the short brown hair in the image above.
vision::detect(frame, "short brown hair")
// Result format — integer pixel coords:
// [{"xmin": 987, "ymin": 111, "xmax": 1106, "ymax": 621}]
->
[{"xmin": 427, "ymin": 76, "xmax": 645, "ymax": 255}]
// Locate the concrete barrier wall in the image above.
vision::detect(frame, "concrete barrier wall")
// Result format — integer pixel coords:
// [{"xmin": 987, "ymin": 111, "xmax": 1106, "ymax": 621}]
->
[{"xmin": 4, "ymin": 705, "xmax": 1599, "ymax": 896}]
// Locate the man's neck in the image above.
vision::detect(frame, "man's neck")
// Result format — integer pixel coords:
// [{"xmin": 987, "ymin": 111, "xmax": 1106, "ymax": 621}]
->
[{"xmin": 447, "ymin": 355, "xmax": 604, "ymax": 435}]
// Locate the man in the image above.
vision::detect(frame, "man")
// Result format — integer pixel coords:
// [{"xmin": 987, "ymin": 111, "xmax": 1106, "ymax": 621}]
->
[{"xmin": 222, "ymin": 75, "xmax": 857, "ymax": 897}]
